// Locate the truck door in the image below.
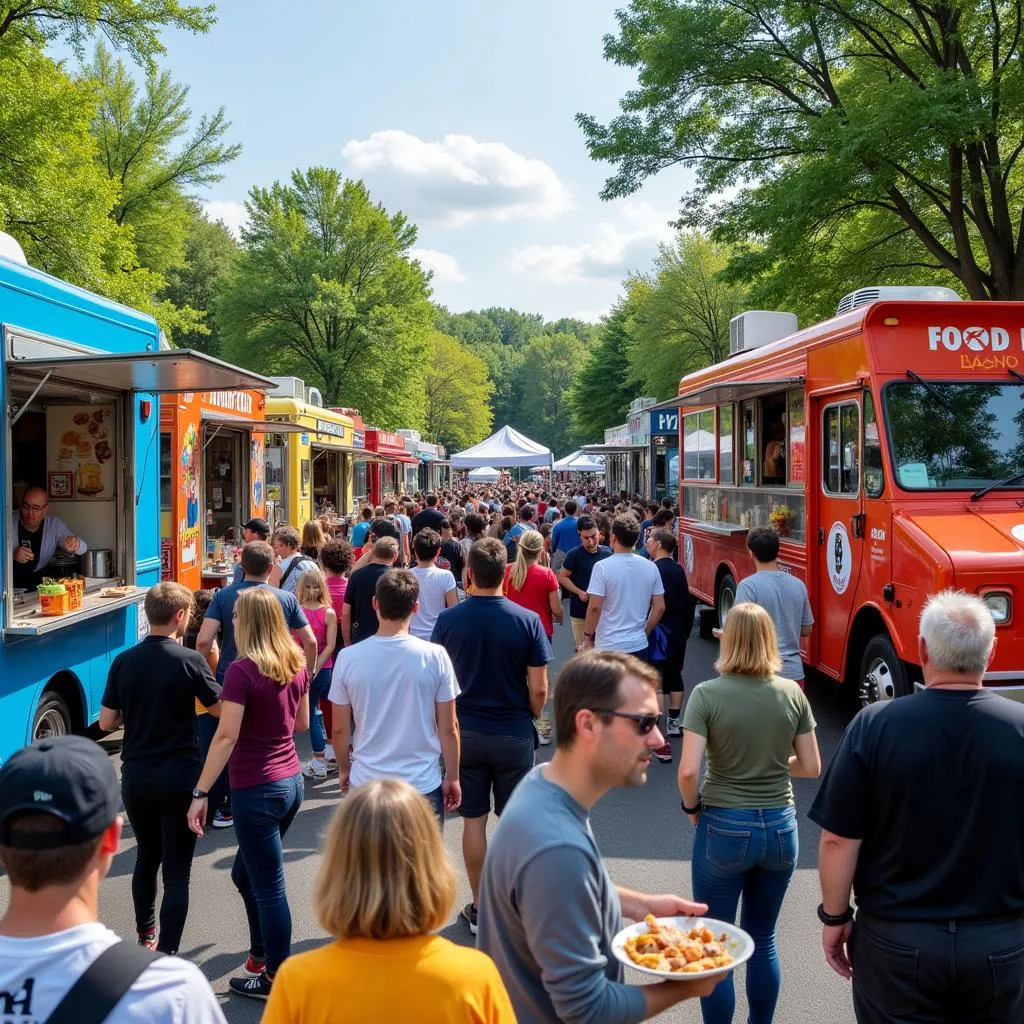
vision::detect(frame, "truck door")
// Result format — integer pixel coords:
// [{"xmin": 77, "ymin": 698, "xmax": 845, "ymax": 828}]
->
[{"xmin": 815, "ymin": 393, "xmax": 865, "ymax": 676}]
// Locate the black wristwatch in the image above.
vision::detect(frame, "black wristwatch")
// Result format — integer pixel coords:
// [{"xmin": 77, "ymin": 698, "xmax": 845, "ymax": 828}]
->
[
  {"xmin": 817, "ymin": 903, "xmax": 854, "ymax": 926},
  {"xmin": 191, "ymin": 787, "xmax": 208, "ymax": 799},
  {"xmin": 681, "ymin": 796, "xmax": 703, "ymax": 814}
]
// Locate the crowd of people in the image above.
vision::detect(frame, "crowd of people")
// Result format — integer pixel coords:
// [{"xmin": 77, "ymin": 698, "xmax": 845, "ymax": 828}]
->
[{"xmin": 0, "ymin": 481, "xmax": 1023, "ymax": 1024}]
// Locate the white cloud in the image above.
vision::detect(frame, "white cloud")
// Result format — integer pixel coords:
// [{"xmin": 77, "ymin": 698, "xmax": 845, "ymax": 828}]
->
[
  {"xmin": 509, "ymin": 202, "xmax": 676, "ymax": 284},
  {"xmin": 410, "ymin": 248, "xmax": 466, "ymax": 285},
  {"xmin": 342, "ymin": 130, "xmax": 572, "ymax": 226},
  {"xmin": 203, "ymin": 200, "xmax": 248, "ymax": 238}
]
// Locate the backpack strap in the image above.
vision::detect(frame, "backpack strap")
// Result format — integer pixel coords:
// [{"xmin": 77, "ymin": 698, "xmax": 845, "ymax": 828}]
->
[
  {"xmin": 44, "ymin": 941, "xmax": 161, "ymax": 1024},
  {"xmin": 278, "ymin": 556, "xmax": 302, "ymax": 589}
]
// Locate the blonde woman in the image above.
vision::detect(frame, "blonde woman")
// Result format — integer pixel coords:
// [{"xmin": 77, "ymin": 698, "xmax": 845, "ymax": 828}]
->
[
  {"xmin": 679, "ymin": 602, "xmax": 821, "ymax": 1024},
  {"xmin": 503, "ymin": 529, "xmax": 562, "ymax": 641},
  {"xmin": 261, "ymin": 779, "xmax": 516, "ymax": 1024},
  {"xmin": 300, "ymin": 519, "xmax": 325, "ymax": 561},
  {"xmin": 187, "ymin": 587, "xmax": 310, "ymax": 1002},
  {"xmin": 294, "ymin": 568, "xmax": 338, "ymax": 779}
]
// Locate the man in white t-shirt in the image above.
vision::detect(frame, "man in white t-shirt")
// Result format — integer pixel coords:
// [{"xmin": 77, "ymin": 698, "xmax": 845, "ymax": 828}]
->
[
  {"xmin": 330, "ymin": 568, "xmax": 461, "ymax": 824},
  {"xmin": 580, "ymin": 514, "xmax": 665, "ymax": 660},
  {"xmin": 409, "ymin": 528, "xmax": 458, "ymax": 640},
  {"xmin": 0, "ymin": 736, "xmax": 225, "ymax": 1023}
]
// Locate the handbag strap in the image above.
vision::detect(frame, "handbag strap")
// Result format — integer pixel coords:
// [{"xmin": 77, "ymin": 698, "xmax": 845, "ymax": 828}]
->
[{"xmin": 44, "ymin": 941, "xmax": 161, "ymax": 1024}]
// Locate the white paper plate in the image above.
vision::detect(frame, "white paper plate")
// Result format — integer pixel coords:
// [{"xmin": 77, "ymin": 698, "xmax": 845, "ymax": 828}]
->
[{"xmin": 612, "ymin": 916, "xmax": 754, "ymax": 981}]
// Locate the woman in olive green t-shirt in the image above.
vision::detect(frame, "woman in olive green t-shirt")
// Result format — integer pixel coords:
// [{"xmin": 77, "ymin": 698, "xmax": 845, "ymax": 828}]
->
[{"xmin": 679, "ymin": 602, "xmax": 821, "ymax": 1024}]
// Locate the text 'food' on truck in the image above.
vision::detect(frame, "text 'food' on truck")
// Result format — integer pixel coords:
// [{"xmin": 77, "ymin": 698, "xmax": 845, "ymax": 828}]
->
[
  {"xmin": 672, "ymin": 286, "xmax": 1024, "ymax": 704},
  {"xmin": 0, "ymin": 232, "xmax": 273, "ymax": 761}
]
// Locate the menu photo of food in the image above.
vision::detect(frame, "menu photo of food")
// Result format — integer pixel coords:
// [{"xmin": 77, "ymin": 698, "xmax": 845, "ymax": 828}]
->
[{"xmin": 48, "ymin": 405, "xmax": 116, "ymax": 500}]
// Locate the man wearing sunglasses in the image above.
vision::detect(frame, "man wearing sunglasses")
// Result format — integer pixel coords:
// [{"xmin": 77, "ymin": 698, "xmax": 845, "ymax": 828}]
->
[
  {"xmin": 477, "ymin": 650, "xmax": 721, "ymax": 1023},
  {"xmin": 11, "ymin": 487, "xmax": 87, "ymax": 590}
]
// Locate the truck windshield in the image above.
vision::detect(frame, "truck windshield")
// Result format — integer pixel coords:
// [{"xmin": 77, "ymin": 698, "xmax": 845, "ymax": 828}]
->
[{"xmin": 885, "ymin": 380, "xmax": 1024, "ymax": 490}]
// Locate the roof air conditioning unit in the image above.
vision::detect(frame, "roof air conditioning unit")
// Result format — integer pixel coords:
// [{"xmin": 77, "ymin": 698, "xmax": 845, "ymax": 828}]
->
[
  {"xmin": 0, "ymin": 232, "xmax": 28, "ymax": 265},
  {"xmin": 305, "ymin": 386, "xmax": 324, "ymax": 408},
  {"xmin": 398, "ymin": 428, "xmax": 422, "ymax": 443},
  {"xmin": 628, "ymin": 397, "xmax": 658, "ymax": 415},
  {"xmin": 729, "ymin": 311, "xmax": 798, "ymax": 357},
  {"xmin": 268, "ymin": 376, "xmax": 305, "ymax": 399},
  {"xmin": 836, "ymin": 286, "xmax": 961, "ymax": 315}
]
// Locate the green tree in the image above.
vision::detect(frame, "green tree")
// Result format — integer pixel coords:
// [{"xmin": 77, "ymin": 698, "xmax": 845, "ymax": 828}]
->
[
  {"xmin": 478, "ymin": 307, "xmax": 544, "ymax": 349},
  {"xmin": 626, "ymin": 233, "xmax": 747, "ymax": 398},
  {"xmin": 218, "ymin": 168, "xmax": 433, "ymax": 428},
  {"xmin": 88, "ymin": 43, "xmax": 240, "ymax": 275},
  {"xmin": 422, "ymin": 332, "xmax": 494, "ymax": 451},
  {"xmin": 579, "ymin": 0, "xmax": 1024, "ymax": 301},
  {"xmin": 544, "ymin": 317, "xmax": 597, "ymax": 345},
  {"xmin": 159, "ymin": 205, "xmax": 238, "ymax": 354},
  {"xmin": 516, "ymin": 332, "xmax": 588, "ymax": 455},
  {"xmin": 567, "ymin": 300, "xmax": 640, "ymax": 442},
  {"xmin": 434, "ymin": 307, "xmax": 502, "ymax": 348}
]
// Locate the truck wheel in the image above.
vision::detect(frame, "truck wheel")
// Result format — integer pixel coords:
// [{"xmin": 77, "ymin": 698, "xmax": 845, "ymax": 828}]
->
[
  {"xmin": 859, "ymin": 636, "xmax": 909, "ymax": 706},
  {"xmin": 32, "ymin": 692, "xmax": 72, "ymax": 742},
  {"xmin": 717, "ymin": 574, "xmax": 737, "ymax": 628}
]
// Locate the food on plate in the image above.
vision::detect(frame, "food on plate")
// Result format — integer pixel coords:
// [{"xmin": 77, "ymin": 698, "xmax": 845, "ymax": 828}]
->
[
  {"xmin": 94, "ymin": 439, "xmax": 112, "ymax": 463},
  {"xmin": 622, "ymin": 916, "xmax": 735, "ymax": 974},
  {"xmin": 91, "ymin": 409, "xmax": 105, "ymax": 423},
  {"xmin": 87, "ymin": 420, "xmax": 108, "ymax": 439},
  {"xmin": 57, "ymin": 445, "xmax": 74, "ymax": 462},
  {"xmin": 100, "ymin": 585, "xmax": 135, "ymax": 598},
  {"xmin": 61, "ymin": 431, "xmax": 79, "ymax": 446},
  {"xmin": 78, "ymin": 463, "xmax": 103, "ymax": 496},
  {"xmin": 76, "ymin": 438, "xmax": 94, "ymax": 457},
  {"xmin": 73, "ymin": 412, "xmax": 89, "ymax": 425}
]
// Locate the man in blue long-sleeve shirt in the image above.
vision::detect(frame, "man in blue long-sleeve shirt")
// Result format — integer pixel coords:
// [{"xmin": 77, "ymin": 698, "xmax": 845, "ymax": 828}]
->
[{"xmin": 477, "ymin": 650, "xmax": 720, "ymax": 1023}]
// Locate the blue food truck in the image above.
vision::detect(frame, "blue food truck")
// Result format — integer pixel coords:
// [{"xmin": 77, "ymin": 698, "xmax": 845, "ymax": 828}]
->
[{"xmin": 0, "ymin": 233, "xmax": 271, "ymax": 763}]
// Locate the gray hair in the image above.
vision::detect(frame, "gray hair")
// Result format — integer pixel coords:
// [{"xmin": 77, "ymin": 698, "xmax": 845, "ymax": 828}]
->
[{"xmin": 919, "ymin": 590, "xmax": 995, "ymax": 676}]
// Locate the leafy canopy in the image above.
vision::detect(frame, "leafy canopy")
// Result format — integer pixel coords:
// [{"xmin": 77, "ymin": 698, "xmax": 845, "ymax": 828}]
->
[{"xmin": 422, "ymin": 332, "xmax": 494, "ymax": 452}]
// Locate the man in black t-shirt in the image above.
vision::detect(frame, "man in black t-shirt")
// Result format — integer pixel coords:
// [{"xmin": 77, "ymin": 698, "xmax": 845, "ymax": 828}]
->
[
  {"xmin": 644, "ymin": 528, "xmax": 692, "ymax": 763},
  {"xmin": 341, "ymin": 536, "xmax": 397, "ymax": 645},
  {"xmin": 809, "ymin": 590, "xmax": 1024, "ymax": 1024},
  {"xmin": 98, "ymin": 582, "xmax": 221, "ymax": 954},
  {"xmin": 411, "ymin": 492, "xmax": 446, "ymax": 536},
  {"xmin": 557, "ymin": 515, "xmax": 611, "ymax": 649}
]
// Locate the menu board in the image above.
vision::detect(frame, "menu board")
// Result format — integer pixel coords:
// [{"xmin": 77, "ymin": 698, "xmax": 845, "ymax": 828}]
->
[{"xmin": 47, "ymin": 404, "xmax": 116, "ymax": 501}]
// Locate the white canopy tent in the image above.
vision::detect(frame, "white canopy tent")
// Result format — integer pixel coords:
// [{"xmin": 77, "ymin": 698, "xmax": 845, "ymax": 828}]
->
[
  {"xmin": 467, "ymin": 466, "xmax": 500, "ymax": 482},
  {"xmin": 554, "ymin": 449, "xmax": 605, "ymax": 473},
  {"xmin": 451, "ymin": 425, "xmax": 553, "ymax": 469}
]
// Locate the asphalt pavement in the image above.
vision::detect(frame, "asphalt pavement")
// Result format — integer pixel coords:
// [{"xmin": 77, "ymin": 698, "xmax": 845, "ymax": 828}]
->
[{"xmin": 1, "ymin": 611, "xmax": 860, "ymax": 1023}]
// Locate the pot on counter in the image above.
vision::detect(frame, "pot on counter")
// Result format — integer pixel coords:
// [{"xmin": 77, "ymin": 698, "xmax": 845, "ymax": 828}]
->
[
  {"xmin": 80, "ymin": 549, "xmax": 115, "ymax": 578},
  {"xmin": 47, "ymin": 549, "xmax": 81, "ymax": 575}
]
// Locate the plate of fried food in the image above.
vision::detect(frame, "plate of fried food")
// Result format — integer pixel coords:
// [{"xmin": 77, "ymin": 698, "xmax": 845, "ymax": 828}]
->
[{"xmin": 613, "ymin": 914, "xmax": 753, "ymax": 980}]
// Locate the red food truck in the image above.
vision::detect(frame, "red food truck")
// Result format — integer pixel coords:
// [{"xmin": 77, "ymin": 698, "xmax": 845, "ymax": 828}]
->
[{"xmin": 674, "ymin": 287, "xmax": 1024, "ymax": 703}]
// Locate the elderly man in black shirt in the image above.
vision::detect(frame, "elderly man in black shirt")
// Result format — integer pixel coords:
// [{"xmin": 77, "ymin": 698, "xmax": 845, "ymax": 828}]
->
[{"xmin": 809, "ymin": 589, "xmax": 1024, "ymax": 1024}]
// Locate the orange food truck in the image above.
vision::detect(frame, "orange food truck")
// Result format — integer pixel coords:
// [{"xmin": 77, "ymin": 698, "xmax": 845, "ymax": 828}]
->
[
  {"xmin": 674, "ymin": 287, "xmax": 1024, "ymax": 703},
  {"xmin": 159, "ymin": 389, "xmax": 303, "ymax": 589}
]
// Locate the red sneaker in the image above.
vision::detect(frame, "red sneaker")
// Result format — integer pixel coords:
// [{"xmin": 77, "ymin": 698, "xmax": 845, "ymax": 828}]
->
[
  {"xmin": 652, "ymin": 742, "xmax": 673, "ymax": 764},
  {"xmin": 243, "ymin": 955, "xmax": 266, "ymax": 978},
  {"xmin": 137, "ymin": 931, "xmax": 158, "ymax": 951}
]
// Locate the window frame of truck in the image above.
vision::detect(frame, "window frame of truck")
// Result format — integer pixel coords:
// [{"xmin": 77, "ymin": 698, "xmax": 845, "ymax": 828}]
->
[{"xmin": 1, "ymin": 274, "xmax": 273, "ymax": 761}]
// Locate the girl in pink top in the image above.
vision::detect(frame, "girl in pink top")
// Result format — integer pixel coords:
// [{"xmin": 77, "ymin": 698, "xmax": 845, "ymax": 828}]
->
[{"xmin": 294, "ymin": 569, "xmax": 337, "ymax": 779}]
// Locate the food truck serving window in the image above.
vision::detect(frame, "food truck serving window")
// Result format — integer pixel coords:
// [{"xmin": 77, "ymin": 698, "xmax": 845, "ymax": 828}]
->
[
  {"xmin": 683, "ymin": 409, "xmax": 715, "ymax": 480},
  {"xmin": 884, "ymin": 380, "xmax": 1024, "ymax": 491}
]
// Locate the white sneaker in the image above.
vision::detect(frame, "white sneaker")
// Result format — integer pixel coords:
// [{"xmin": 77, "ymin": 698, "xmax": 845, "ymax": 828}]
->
[
  {"xmin": 666, "ymin": 716, "xmax": 682, "ymax": 737},
  {"xmin": 324, "ymin": 743, "xmax": 336, "ymax": 764},
  {"xmin": 302, "ymin": 757, "xmax": 328, "ymax": 779}
]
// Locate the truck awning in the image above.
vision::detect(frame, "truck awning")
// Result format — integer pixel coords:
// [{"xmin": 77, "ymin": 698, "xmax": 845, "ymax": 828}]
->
[
  {"xmin": 677, "ymin": 377, "xmax": 805, "ymax": 407},
  {"xmin": 202, "ymin": 412, "xmax": 308, "ymax": 433},
  {"xmin": 8, "ymin": 349, "xmax": 275, "ymax": 394}
]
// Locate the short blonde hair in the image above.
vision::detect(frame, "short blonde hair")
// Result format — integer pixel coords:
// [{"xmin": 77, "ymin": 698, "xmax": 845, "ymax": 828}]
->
[
  {"xmin": 715, "ymin": 602, "xmax": 782, "ymax": 678},
  {"xmin": 234, "ymin": 587, "xmax": 305, "ymax": 685},
  {"xmin": 314, "ymin": 779, "xmax": 455, "ymax": 940}
]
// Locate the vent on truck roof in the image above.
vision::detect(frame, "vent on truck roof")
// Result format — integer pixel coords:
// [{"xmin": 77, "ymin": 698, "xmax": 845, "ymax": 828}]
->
[
  {"xmin": 729, "ymin": 311, "xmax": 798, "ymax": 356},
  {"xmin": 836, "ymin": 286, "xmax": 961, "ymax": 315}
]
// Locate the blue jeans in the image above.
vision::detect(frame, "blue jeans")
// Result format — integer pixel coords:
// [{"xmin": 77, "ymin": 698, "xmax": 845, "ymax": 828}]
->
[
  {"xmin": 307, "ymin": 667, "xmax": 333, "ymax": 754},
  {"xmin": 691, "ymin": 806, "xmax": 798, "ymax": 1024},
  {"xmin": 196, "ymin": 713, "xmax": 229, "ymax": 814},
  {"xmin": 230, "ymin": 774, "xmax": 303, "ymax": 975}
]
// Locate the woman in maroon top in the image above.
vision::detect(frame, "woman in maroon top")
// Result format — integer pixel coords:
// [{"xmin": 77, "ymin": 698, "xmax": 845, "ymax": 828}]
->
[
  {"xmin": 187, "ymin": 587, "xmax": 309, "ymax": 1002},
  {"xmin": 503, "ymin": 529, "xmax": 562, "ymax": 639}
]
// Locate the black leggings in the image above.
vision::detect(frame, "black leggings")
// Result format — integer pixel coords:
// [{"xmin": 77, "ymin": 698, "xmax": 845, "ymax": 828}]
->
[{"xmin": 121, "ymin": 789, "xmax": 198, "ymax": 954}]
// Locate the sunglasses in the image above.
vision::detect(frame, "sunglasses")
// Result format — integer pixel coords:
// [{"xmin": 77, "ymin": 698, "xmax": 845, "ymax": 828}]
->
[{"xmin": 592, "ymin": 709, "xmax": 660, "ymax": 735}]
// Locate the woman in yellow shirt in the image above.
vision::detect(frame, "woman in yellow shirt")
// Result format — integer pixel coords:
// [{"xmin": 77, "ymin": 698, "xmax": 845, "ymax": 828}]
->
[{"xmin": 261, "ymin": 779, "xmax": 516, "ymax": 1024}]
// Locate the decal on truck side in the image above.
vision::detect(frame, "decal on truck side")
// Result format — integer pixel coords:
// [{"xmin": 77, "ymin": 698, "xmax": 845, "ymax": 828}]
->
[{"xmin": 827, "ymin": 522, "xmax": 853, "ymax": 595}]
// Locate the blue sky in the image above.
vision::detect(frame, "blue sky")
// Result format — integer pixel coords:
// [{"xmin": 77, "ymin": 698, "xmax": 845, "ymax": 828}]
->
[{"xmin": 154, "ymin": 0, "xmax": 693, "ymax": 321}]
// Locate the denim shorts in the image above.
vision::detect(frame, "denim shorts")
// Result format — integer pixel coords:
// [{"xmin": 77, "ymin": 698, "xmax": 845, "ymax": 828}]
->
[{"xmin": 459, "ymin": 730, "xmax": 534, "ymax": 818}]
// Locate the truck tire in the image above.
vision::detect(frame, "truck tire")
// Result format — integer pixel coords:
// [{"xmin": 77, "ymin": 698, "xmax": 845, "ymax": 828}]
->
[
  {"xmin": 32, "ymin": 692, "xmax": 72, "ymax": 742},
  {"xmin": 717, "ymin": 573, "xmax": 737, "ymax": 628},
  {"xmin": 859, "ymin": 635, "xmax": 909, "ymax": 706}
]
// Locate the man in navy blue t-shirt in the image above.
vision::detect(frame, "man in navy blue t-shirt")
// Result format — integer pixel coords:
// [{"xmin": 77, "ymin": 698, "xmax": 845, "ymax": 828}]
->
[
  {"xmin": 558, "ymin": 515, "xmax": 612, "ymax": 649},
  {"xmin": 431, "ymin": 536, "xmax": 550, "ymax": 935}
]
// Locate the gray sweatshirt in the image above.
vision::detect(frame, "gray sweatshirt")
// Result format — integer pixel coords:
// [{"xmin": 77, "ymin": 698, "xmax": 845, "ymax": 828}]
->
[{"xmin": 476, "ymin": 766, "xmax": 647, "ymax": 1024}]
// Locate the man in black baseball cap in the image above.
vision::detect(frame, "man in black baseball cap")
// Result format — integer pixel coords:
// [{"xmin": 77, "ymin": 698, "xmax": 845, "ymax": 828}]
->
[
  {"xmin": 0, "ymin": 736, "xmax": 226, "ymax": 1022},
  {"xmin": 232, "ymin": 518, "xmax": 271, "ymax": 584}
]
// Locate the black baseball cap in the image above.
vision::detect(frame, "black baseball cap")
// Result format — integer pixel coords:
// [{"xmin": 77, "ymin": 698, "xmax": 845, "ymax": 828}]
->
[
  {"xmin": 242, "ymin": 517, "xmax": 270, "ymax": 538},
  {"xmin": 0, "ymin": 736, "xmax": 120, "ymax": 849}
]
